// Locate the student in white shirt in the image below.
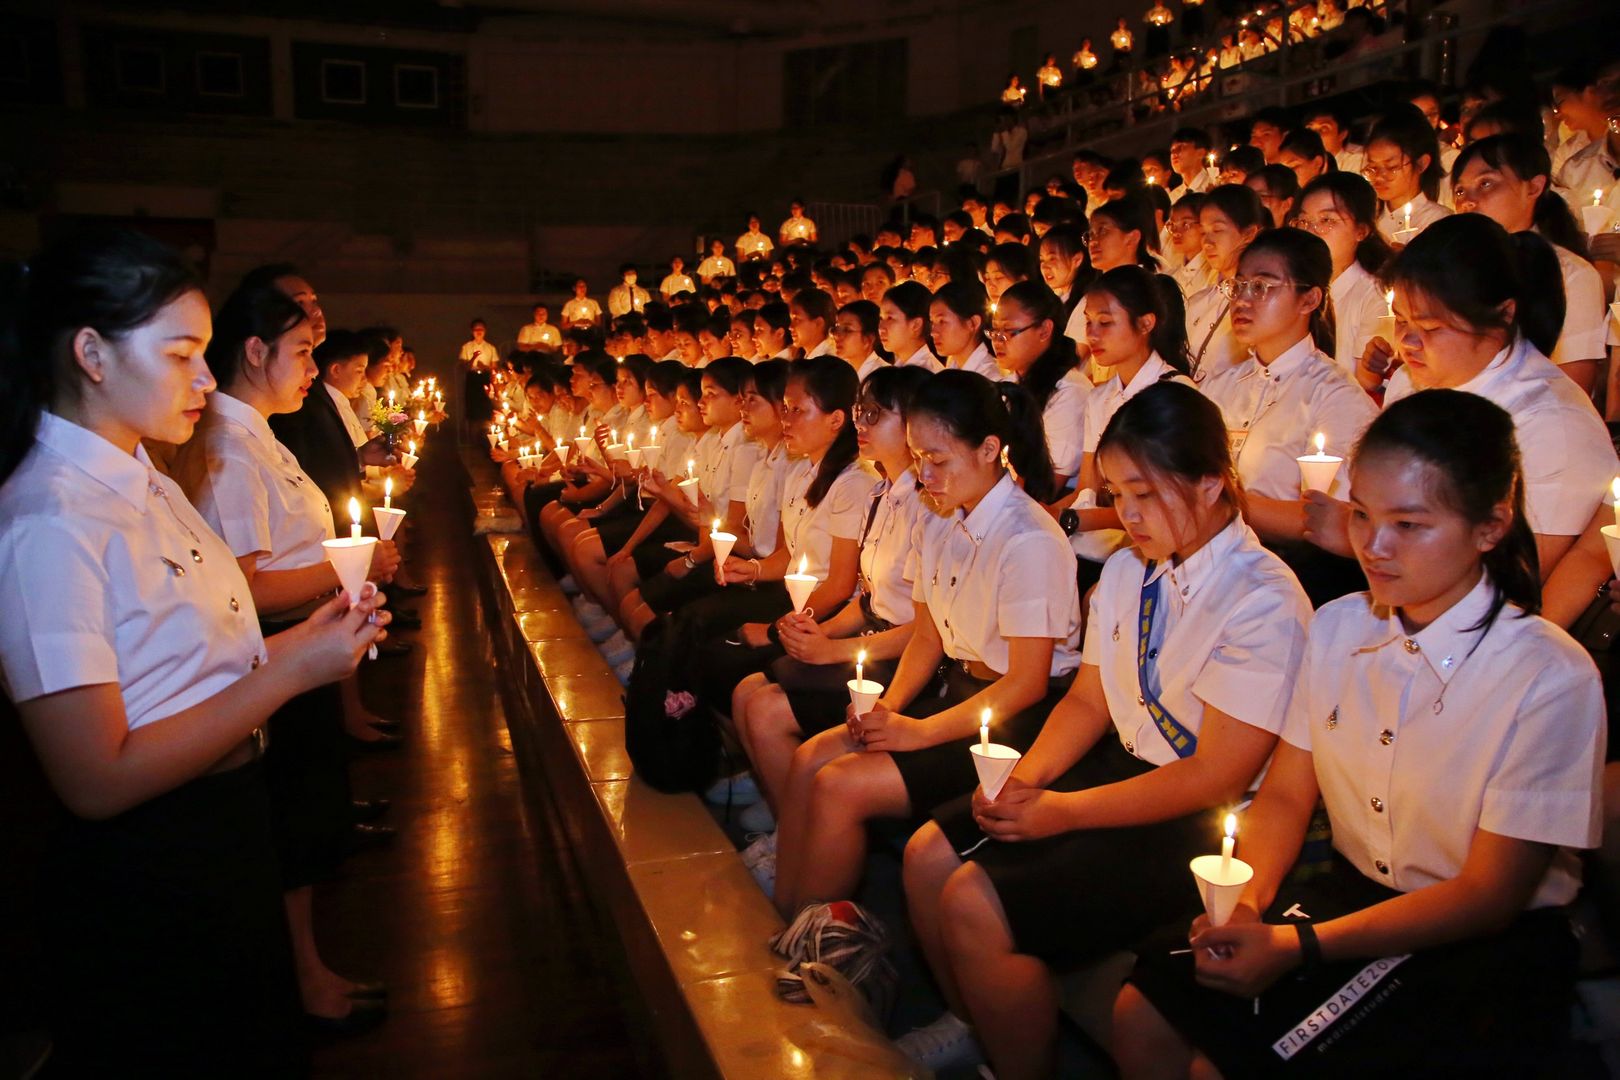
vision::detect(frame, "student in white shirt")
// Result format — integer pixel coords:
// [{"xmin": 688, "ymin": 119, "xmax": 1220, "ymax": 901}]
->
[
  {"xmin": 1036, "ymin": 223, "xmax": 1094, "ymax": 346},
  {"xmin": 1165, "ymin": 195, "xmax": 1214, "ymax": 299},
  {"xmin": 991, "ymin": 280, "xmax": 1091, "ymax": 490},
  {"xmin": 931, "ymin": 282, "xmax": 1000, "ymax": 378},
  {"xmin": 515, "ymin": 303, "xmax": 561, "ymax": 352},
  {"xmin": 560, "ymin": 278, "xmax": 602, "ymax": 330},
  {"xmin": 1304, "ymin": 104, "xmax": 1365, "ymax": 175},
  {"xmin": 752, "ymin": 300, "xmax": 793, "ymax": 360},
  {"xmin": 830, "ymin": 299, "xmax": 890, "ymax": 381},
  {"xmin": 607, "ymin": 263, "xmax": 651, "ymax": 319},
  {"xmin": 1117, "ymin": 390, "xmax": 1603, "ymax": 1080},
  {"xmin": 788, "ymin": 287, "xmax": 836, "ymax": 359},
  {"xmin": 1186, "ymin": 184, "xmax": 1267, "ymax": 378},
  {"xmin": 1296, "ymin": 172, "xmax": 1395, "ymax": 376},
  {"xmin": 1365, "ymin": 105, "xmax": 1452, "ymax": 245},
  {"xmin": 1201, "ymin": 229, "xmax": 1378, "ymax": 603},
  {"xmin": 737, "ymin": 213, "xmax": 776, "ymax": 262},
  {"xmin": 733, "ymin": 366, "xmax": 934, "ymax": 839},
  {"xmin": 1054, "ymin": 267, "xmax": 1195, "ymax": 593},
  {"xmin": 900, "ymin": 383, "xmax": 1311, "ymax": 1078},
  {"xmin": 1332, "ymin": 214, "xmax": 1617, "ymax": 581},
  {"xmin": 779, "ymin": 200, "xmax": 819, "ymax": 247},
  {"xmin": 880, "ymin": 281, "xmax": 945, "ymax": 372},
  {"xmin": 1452, "ymin": 134, "xmax": 1609, "ymax": 395},
  {"xmin": 770, "ymin": 369, "xmax": 1076, "ymax": 920},
  {"xmin": 0, "ymin": 229, "xmax": 384, "ymax": 1074},
  {"xmin": 173, "ymin": 276, "xmax": 401, "ymax": 1032},
  {"xmin": 697, "ymin": 239, "xmax": 736, "ymax": 284},
  {"xmin": 659, "ymin": 256, "xmax": 696, "ymax": 302}
]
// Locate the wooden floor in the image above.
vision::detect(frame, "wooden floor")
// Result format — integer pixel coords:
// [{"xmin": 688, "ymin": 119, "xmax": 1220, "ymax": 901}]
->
[{"xmin": 309, "ymin": 446, "xmax": 657, "ymax": 1078}]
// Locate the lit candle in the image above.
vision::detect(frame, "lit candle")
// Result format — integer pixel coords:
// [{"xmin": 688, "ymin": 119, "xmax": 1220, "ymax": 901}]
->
[
  {"xmin": 979, "ymin": 707, "xmax": 991, "ymax": 752},
  {"xmin": 579, "ymin": 423, "xmax": 587, "ymax": 439},
  {"xmin": 626, "ymin": 431, "xmax": 635, "ymax": 452},
  {"xmin": 1596, "ymin": 189, "xmax": 1606, "ymax": 208},
  {"xmin": 1384, "ymin": 289, "xmax": 1394, "ymax": 318},
  {"xmin": 348, "ymin": 497, "xmax": 362, "ymax": 539},
  {"xmin": 856, "ymin": 648, "xmax": 866, "ymax": 685},
  {"xmin": 1221, "ymin": 812, "xmax": 1237, "ymax": 876},
  {"xmin": 1402, "ymin": 201, "xmax": 1412, "ymax": 231},
  {"xmin": 384, "ymin": 476, "xmax": 392, "ymax": 510},
  {"xmin": 388, "ymin": 390, "xmax": 396, "ymax": 407},
  {"xmin": 687, "ymin": 458, "xmax": 696, "ymax": 480},
  {"xmin": 408, "ymin": 439, "xmax": 417, "ymax": 456},
  {"xmin": 610, "ymin": 428, "xmax": 618, "ymax": 446},
  {"xmin": 1611, "ymin": 477, "xmax": 1620, "ymax": 530},
  {"xmin": 1297, "ymin": 431, "xmax": 1344, "ymax": 493}
]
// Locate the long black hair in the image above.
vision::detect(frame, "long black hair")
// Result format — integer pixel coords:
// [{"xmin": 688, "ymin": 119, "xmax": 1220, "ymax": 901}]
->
[
  {"xmin": 1097, "ymin": 381, "xmax": 1245, "ymax": 520},
  {"xmin": 1297, "ymin": 171, "xmax": 1393, "ymax": 276},
  {"xmin": 743, "ymin": 356, "xmax": 791, "ymax": 405},
  {"xmin": 787, "ymin": 354, "xmax": 860, "ymax": 508},
  {"xmin": 929, "ymin": 280, "xmax": 992, "ymax": 355},
  {"xmin": 1451, "ymin": 134, "xmax": 1589, "ymax": 259},
  {"xmin": 1239, "ymin": 228, "xmax": 1336, "ymax": 355},
  {"xmin": 1387, "ymin": 214, "xmax": 1564, "ymax": 359},
  {"xmin": 860, "ymin": 363, "xmax": 931, "ymax": 417},
  {"xmin": 1083, "ymin": 266, "xmax": 1191, "ymax": 374},
  {"xmin": 1354, "ymin": 388, "xmax": 1538, "ymax": 623},
  {"xmin": 700, "ymin": 354, "xmax": 752, "ymax": 396},
  {"xmin": 997, "ymin": 280, "xmax": 1079, "ymax": 413},
  {"xmin": 908, "ymin": 369, "xmax": 1060, "ymax": 505},
  {"xmin": 1, "ymin": 227, "xmax": 202, "ymax": 485},
  {"xmin": 1367, "ymin": 103, "xmax": 1446, "ymax": 202},
  {"xmin": 206, "ymin": 277, "xmax": 309, "ymax": 392},
  {"xmin": 1090, "ymin": 191, "xmax": 1161, "ymax": 266}
]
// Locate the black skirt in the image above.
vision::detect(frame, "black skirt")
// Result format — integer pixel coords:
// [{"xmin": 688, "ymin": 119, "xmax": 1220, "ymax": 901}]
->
[
  {"xmin": 639, "ymin": 558, "xmax": 725, "ymax": 613},
  {"xmin": 262, "ymin": 679, "xmax": 351, "ymax": 888},
  {"xmin": 678, "ymin": 582, "xmax": 797, "ymax": 707},
  {"xmin": 1128, "ymin": 855, "xmax": 1578, "ymax": 1078},
  {"xmin": 890, "ymin": 664, "xmax": 1073, "ymax": 814},
  {"xmin": 41, "ymin": 759, "xmax": 305, "ymax": 1077},
  {"xmin": 768, "ymin": 611, "xmax": 901, "ymax": 736},
  {"xmin": 934, "ymin": 737, "xmax": 1208, "ymax": 970}
]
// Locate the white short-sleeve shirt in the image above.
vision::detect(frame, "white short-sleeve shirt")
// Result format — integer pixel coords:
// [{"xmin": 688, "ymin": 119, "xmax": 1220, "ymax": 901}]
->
[
  {"xmin": 898, "ymin": 345, "xmax": 944, "ymax": 373},
  {"xmin": 1200, "ymin": 336, "xmax": 1377, "ymax": 500},
  {"xmin": 956, "ymin": 343, "xmax": 1001, "ymax": 379},
  {"xmin": 174, "ymin": 391, "xmax": 336, "ymax": 572},
  {"xmin": 909, "ymin": 474, "xmax": 1083, "ymax": 677},
  {"xmin": 1385, "ymin": 336, "xmax": 1616, "ymax": 536},
  {"xmin": 1375, "ymin": 192, "xmax": 1451, "ymax": 244},
  {"xmin": 780, "ymin": 459, "xmax": 879, "ymax": 581},
  {"xmin": 660, "ymin": 273, "xmax": 696, "ymax": 297},
  {"xmin": 710, "ymin": 420, "xmax": 763, "ymax": 509},
  {"xmin": 737, "ymin": 231, "xmax": 775, "ymax": 259},
  {"xmin": 326, "ymin": 382, "xmax": 369, "ymax": 450},
  {"xmin": 1329, "ymin": 261, "xmax": 1388, "ymax": 376},
  {"xmin": 517, "ymin": 322, "xmax": 561, "ymax": 349},
  {"xmin": 1043, "ymin": 370, "xmax": 1092, "ymax": 480},
  {"xmin": 1172, "ymin": 252, "xmax": 1215, "ymax": 300},
  {"xmin": 698, "ymin": 255, "xmax": 737, "ymax": 282},
  {"xmin": 856, "ymin": 353, "xmax": 889, "ymax": 381},
  {"xmin": 691, "ymin": 426, "xmax": 726, "ymax": 505},
  {"xmin": 1282, "ymin": 576, "xmax": 1603, "ymax": 907},
  {"xmin": 561, "ymin": 297, "xmax": 602, "ymax": 326},
  {"xmin": 460, "ymin": 340, "xmax": 499, "ymax": 371},
  {"xmin": 744, "ymin": 443, "xmax": 793, "ymax": 557},
  {"xmin": 1185, "ymin": 281, "xmax": 1240, "ymax": 377},
  {"xmin": 0, "ymin": 414, "xmax": 267, "ymax": 731},
  {"xmin": 1550, "ymin": 242, "xmax": 1607, "ymax": 367},
  {"xmin": 780, "ymin": 217, "xmax": 816, "ymax": 244},
  {"xmin": 1081, "ymin": 352, "xmax": 1192, "ymax": 455},
  {"xmin": 859, "ymin": 471, "xmax": 926, "ymax": 627},
  {"xmin": 1081, "ymin": 517, "xmax": 1311, "ymax": 766}
]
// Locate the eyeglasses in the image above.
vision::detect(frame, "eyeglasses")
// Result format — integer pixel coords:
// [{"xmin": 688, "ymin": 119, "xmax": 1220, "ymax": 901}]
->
[
  {"xmin": 1218, "ymin": 276, "xmax": 1308, "ymax": 301},
  {"xmin": 989, "ymin": 324, "xmax": 1041, "ymax": 344},
  {"xmin": 1362, "ymin": 157, "xmax": 1413, "ymax": 180},
  {"xmin": 1296, "ymin": 213, "xmax": 1348, "ymax": 234},
  {"xmin": 854, "ymin": 404, "xmax": 891, "ymax": 426}
]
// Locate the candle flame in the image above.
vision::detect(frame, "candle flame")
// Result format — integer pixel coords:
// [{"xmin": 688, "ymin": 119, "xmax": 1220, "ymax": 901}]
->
[
  {"xmin": 980, "ymin": 706, "xmax": 992, "ymax": 727},
  {"xmin": 408, "ymin": 440, "xmax": 416, "ymax": 454},
  {"xmin": 1224, "ymin": 812, "xmax": 1237, "ymax": 839},
  {"xmin": 348, "ymin": 497, "xmax": 361, "ymax": 525},
  {"xmin": 798, "ymin": 554, "xmax": 809, "ymax": 576},
  {"xmin": 385, "ymin": 476, "xmax": 393, "ymax": 498},
  {"xmin": 417, "ymin": 410, "xmax": 424, "ymax": 421},
  {"xmin": 712, "ymin": 517, "xmax": 721, "ymax": 533},
  {"xmin": 1313, "ymin": 432, "xmax": 1325, "ymax": 455},
  {"xmin": 1596, "ymin": 189, "xmax": 1605, "ymax": 207},
  {"xmin": 610, "ymin": 428, "xmax": 618, "ymax": 444},
  {"xmin": 627, "ymin": 431, "xmax": 635, "ymax": 450},
  {"xmin": 857, "ymin": 648, "xmax": 867, "ymax": 667},
  {"xmin": 1611, "ymin": 477, "xmax": 1620, "ymax": 503}
]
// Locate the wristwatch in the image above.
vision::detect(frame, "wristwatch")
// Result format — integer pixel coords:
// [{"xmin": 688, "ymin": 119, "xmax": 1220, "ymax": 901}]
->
[{"xmin": 1059, "ymin": 508, "xmax": 1080, "ymax": 536}]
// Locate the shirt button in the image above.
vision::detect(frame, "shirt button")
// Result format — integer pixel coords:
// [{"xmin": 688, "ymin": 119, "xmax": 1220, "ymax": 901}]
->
[
  {"xmin": 190, "ymin": 549, "xmax": 203, "ymax": 563},
  {"xmin": 1375, "ymin": 860, "xmax": 1390, "ymax": 875},
  {"xmin": 229, "ymin": 597, "xmax": 240, "ymax": 612},
  {"xmin": 1370, "ymin": 796, "xmax": 1384, "ymax": 813},
  {"xmin": 250, "ymin": 656, "xmax": 260, "ymax": 670},
  {"xmin": 1124, "ymin": 741, "xmax": 1134, "ymax": 754},
  {"xmin": 943, "ymin": 618, "xmax": 950, "ymax": 629},
  {"xmin": 1137, "ymin": 694, "xmax": 1146, "ymax": 707},
  {"xmin": 1403, "ymin": 638, "xmax": 1421, "ymax": 654},
  {"xmin": 1379, "ymin": 729, "xmax": 1394, "ymax": 745}
]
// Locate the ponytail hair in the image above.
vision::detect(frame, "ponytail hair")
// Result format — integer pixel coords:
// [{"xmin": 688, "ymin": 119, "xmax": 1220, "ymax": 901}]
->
[
  {"xmin": 1388, "ymin": 214, "xmax": 1564, "ymax": 359},
  {"xmin": 787, "ymin": 355, "xmax": 859, "ymax": 507},
  {"xmin": 1090, "ymin": 191, "xmax": 1161, "ymax": 266},
  {"xmin": 0, "ymin": 227, "xmax": 202, "ymax": 487},
  {"xmin": 997, "ymin": 280, "xmax": 1078, "ymax": 412},
  {"xmin": 1084, "ymin": 265, "xmax": 1191, "ymax": 374},
  {"xmin": 1298, "ymin": 171, "xmax": 1392, "ymax": 276},
  {"xmin": 1096, "ymin": 381, "xmax": 1245, "ymax": 520},
  {"xmin": 1367, "ymin": 104, "xmax": 1446, "ymax": 202},
  {"xmin": 907, "ymin": 369, "xmax": 1059, "ymax": 504},
  {"xmin": 1239, "ymin": 228, "xmax": 1337, "ymax": 354},
  {"xmin": 1354, "ymin": 388, "xmax": 1538, "ymax": 623},
  {"xmin": 1451, "ymin": 134, "xmax": 1588, "ymax": 259},
  {"xmin": 206, "ymin": 277, "xmax": 309, "ymax": 392}
]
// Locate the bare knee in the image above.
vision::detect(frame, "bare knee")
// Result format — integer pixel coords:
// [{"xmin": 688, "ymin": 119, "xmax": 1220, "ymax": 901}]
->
[
  {"xmin": 939, "ymin": 864, "xmax": 1009, "ymax": 952},
  {"xmin": 903, "ymin": 821, "xmax": 961, "ymax": 885},
  {"xmin": 1113, "ymin": 984, "xmax": 1193, "ymax": 1080},
  {"xmin": 733, "ymin": 672, "xmax": 770, "ymax": 724}
]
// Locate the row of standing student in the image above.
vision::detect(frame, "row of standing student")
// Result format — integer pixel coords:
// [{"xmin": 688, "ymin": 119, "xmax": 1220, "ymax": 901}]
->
[
  {"xmin": 0, "ymin": 232, "xmax": 393, "ymax": 1074},
  {"xmin": 499, "ymin": 205, "xmax": 1617, "ymax": 1078}
]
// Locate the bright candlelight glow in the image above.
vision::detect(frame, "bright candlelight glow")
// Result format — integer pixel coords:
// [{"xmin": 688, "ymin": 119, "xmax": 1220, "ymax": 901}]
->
[
  {"xmin": 579, "ymin": 424, "xmax": 587, "ymax": 439},
  {"xmin": 417, "ymin": 410, "xmax": 424, "ymax": 422},
  {"xmin": 712, "ymin": 517, "xmax": 722, "ymax": 534},
  {"xmin": 384, "ymin": 476, "xmax": 393, "ymax": 509},
  {"xmin": 610, "ymin": 428, "xmax": 618, "ymax": 445},
  {"xmin": 1313, "ymin": 431, "xmax": 1325, "ymax": 455},
  {"xmin": 348, "ymin": 497, "xmax": 362, "ymax": 539},
  {"xmin": 798, "ymin": 554, "xmax": 809, "ymax": 577},
  {"xmin": 648, "ymin": 425, "xmax": 657, "ymax": 445},
  {"xmin": 980, "ymin": 707, "xmax": 992, "ymax": 752},
  {"xmin": 409, "ymin": 439, "xmax": 417, "ymax": 455},
  {"xmin": 626, "ymin": 431, "xmax": 635, "ymax": 451},
  {"xmin": 1221, "ymin": 812, "xmax": 1237, "ymax": 875},
  {"xmin": 687, "ymin": 458, "xmax": 696, "ymax": 480},
  {"xmin": 1402, "ymin": 201, "xmax": 1412, "ymax": 230},
  {"xmin": 1384, "ymin": 288, "xmax": 1394, "ymax": 316},
  {"xmin": 1611, "ymin": 477, "xmax": 1620, "ymax": 529},
  {"xmin": 856, "ymin": 648, "xmax": 866, "ymax": 685},
  {"xmin": 1596, "ymin": 189, "xmax": 1605, "ymax": 207},
  {"xmin": 388, "ymin": 390, "xmax": 396, "ymax": 406}
]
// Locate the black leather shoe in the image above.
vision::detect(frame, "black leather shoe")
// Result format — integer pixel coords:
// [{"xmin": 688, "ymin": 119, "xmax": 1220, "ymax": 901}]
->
[
  {"xmin": 306, "ymin": 998, "xmax": 387, "ymax": 1037},
  {"xmin": 346, "ymin": 731, "xmax": 404, "ymax": 753},
  {"xmin": 351, "ymin": 799, "xmax": 392, "ymax": 822},
  {"xmin": 368, "ymin": 718, "xmax": 402, "ymax": 733},
  {"xmin": 390, "ymin": 612, "xmax": 423, "ymax": 631},
  {"xmin": 346, "ymin": 980, "xmax": 388, "ymax": 999},
  {"xmin": 352, "ymin": 822, "xmax": 397, "ymax": 847},
  {"xmin": 391, "ymin": 580, "xmax": 429, "ymax": 597},
  {"xmin": 374, "ymin": 638, "xmax": 412, "ymax": 657}
]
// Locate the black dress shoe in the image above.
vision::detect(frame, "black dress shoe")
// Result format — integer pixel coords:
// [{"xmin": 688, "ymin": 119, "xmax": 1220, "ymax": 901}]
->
[
  {"xmin": 368, "ymin": 718, "xmax": 402, "ymax": 733},
  {"xmin": 390, "ymin": 612, "xmax": 423, "ymax": 631},
  {"xmin": 391, "ymin": 580, "xmax": 429, "ymax": 597},
  {"xmin": 352, "ymin": 822, "xmax": 397, "ymax": 847},
  {"xmin": 351, "ymin": 798, "xmax": 392, "ymax": 822},
  {"xmin": 346, "ymin": 980, "xmax": 388, "ymax": 999},
  {"xmin": 346, "ymin": 731, "xmax": 404, "ymax": 753},
  {"xmin": 374, "ymin": 638, "xmax": 413, "ymax": 657},
  {"xmin": 306, "ymin": 998, "xmax": 387, "ymax": 1037}
]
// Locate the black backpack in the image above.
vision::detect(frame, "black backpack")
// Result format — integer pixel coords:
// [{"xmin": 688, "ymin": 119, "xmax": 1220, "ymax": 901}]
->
[{"xmin": 622, "ymin": 615, "xmax": 722, "ymax": 794}]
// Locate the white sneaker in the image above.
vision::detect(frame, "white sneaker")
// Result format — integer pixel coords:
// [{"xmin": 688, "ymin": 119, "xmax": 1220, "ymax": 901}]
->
[
  {"xmin": 558, "ymin": 574, "xmax": 580, "ymax": 595},
  {"xmin": 581, "ymin": 610, "xmax": 619, "ymax": 643},
  {"xmin": 571, "ymin": 593, "xmax": 603, "ymax": 618},
  {"xmin": 895, "ymin": 1012, "xmax": 985, "ymax": 1072},
  {"xmin": 613, "ymin": 657, "xmax": 634, "ymax": 686},
  {"xmin": 738, "ymin": 799, "xmax": 775, "ymax": 833},
  {"xmin": 704, "ymin": 771, "xmax": 761, "ymax": 806},
  {"xmin": 740, "ymin": 830, "xmax": 777, "ymax": 869},
  {"xmin": 598, "ymin": 631, "xmax": 635, "ymax": 667},
  {"xmin": 748, "ymin": 849, "xmax": 776, "ymax": 897}
]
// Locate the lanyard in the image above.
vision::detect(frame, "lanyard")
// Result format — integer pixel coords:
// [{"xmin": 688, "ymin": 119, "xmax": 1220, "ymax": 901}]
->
[{"xmin": 1137, "ymin": 561, "xmax": 1198, "ymax": 758}]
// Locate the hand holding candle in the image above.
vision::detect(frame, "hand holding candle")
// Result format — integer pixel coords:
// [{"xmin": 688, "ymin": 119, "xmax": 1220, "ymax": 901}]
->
[
  {"xmin": 1189, "ymin": 812, "xmax": 1253, "ymax": 927},
  {"xmin": 784, "ymin": 553, "xmax": 818, "ymax": 614},
  {"xmin": 709, "ymin": 517, "xmax": 737, "ymax": 584},
  {"xmin": 1583, "ymin": 190, "xmax": 1614, "ymax": 236},
  {"xmin": 324, "ymin": 503, "xmax": 378, "ymax": 659},
  {"xmin": 847, "ymin": 647, "xmax": 883, "ymax": 718},
  {"xmin": 348, "ymin": 497, "xmax": 362, "ymax": 539},
  {"xmin": 969, "ymin": 708, "xmax": 1020, "ymax": 802},
  {"xmin": 1297, "ymin": 431, "xmax": 1343, "ymax": 493}
]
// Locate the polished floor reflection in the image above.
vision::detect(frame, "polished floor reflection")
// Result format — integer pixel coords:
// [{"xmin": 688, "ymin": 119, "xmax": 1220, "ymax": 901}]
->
[{"xmin": 310, "ymin": 447, "xmax": 654, "ymax": 1078}]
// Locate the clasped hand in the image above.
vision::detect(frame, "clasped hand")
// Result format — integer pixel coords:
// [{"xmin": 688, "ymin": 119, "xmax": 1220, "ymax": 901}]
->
[
  {"xmin": 1187, "ymin": 908, "xmax": 1302, "ymax": 997},
  {"xmin": 970, "ymin": 777, "xmax": 1070, "ymax": 841}
]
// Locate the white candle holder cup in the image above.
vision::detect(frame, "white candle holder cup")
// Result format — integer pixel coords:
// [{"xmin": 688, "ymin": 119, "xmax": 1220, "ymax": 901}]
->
[
  {"xmin": 784, "ymin": 572, "xmax": 817, "ymax": 614},
  {"xmin": 605, "ymin": 443, "xmax": 627, "ymax": 462},
  {"xmin": 486, "ymin": 433, "xmax": 499, "ymax": 449},
  {"xmin": 1297, "ymin": 455, "xmax": 1343, "ymax": 494},
  {"xmin": 970, "ymin": 743, "xmax": 1022, "ymax": 802},
  {"xmin": 1601, "ymin": 525, "xmax": 1620, "ymax": 579},
  {"xmin": 642, "ymin": 444, "xmax": 662, "ymax": 471},
  {"xmin": 1581, "ymin": 205, "xmax": 1613, "ymax": 236},
  {"xmin": 573, "ymin": 437, "xmax": 594, "ymax": 459},
  {"xmin": 373, "ymin": 506, "xmax": 407, "ymax": 542},
  {"xmin": 847, "ymin": 678, "xmax": 883, "ymax": 717},
  {"xmin": 400, "ymin": 452, "xmax": 419, "ymax": 470},
  {"xmin": 413, "ymin": 419, "xmax": 429, "ymax": 437},
  {"xmin": 677, "ymin": 476, "xmax": 701, "ymax": 503},
  {"xmin": 322, "ymin": 536, "xmax": 378, "ymax": 659},
  {"xmin": 555, "ymin": 442, "xmax": 572, "ymax": 468},
  {"xmin": 626, "ymin": 448, "xmax": 645, "ymax": 470},
  {"xmin": 709, "ymin": 531, "xmax": 737, "ymax": 583},
  {"xmin": 1372, "ymin": 314, "xmax": 1397, "ymax": 347},
  {"xmin": 1189, "ymin": 854, "xmax": 1255, "ymax": 927}
]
